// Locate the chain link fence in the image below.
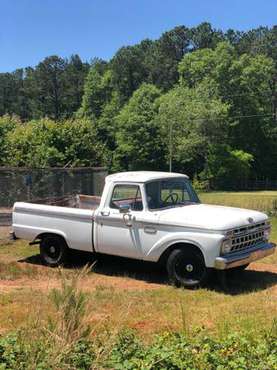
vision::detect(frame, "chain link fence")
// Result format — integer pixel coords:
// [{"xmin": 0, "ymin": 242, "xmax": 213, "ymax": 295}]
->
[{"xmin": 0, "ymin": 167, "xmax": 107, "ymax": 209}]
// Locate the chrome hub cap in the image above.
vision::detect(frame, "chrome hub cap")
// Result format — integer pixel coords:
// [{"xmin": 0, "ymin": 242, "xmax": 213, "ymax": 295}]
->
[{"xmin": 185, "ymin": 264, "xmax": 193, "ymax": 272}]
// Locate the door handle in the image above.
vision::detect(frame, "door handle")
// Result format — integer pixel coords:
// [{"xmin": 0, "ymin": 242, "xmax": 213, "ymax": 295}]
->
[
  {"xmin": 144, "ymin": 226, "xmax": 157, "ymax": 234},
  {"xmin": 101, "ymin": 210, "xmax": 110, "ymax": 216},
  {"xmin": 123, "ymin": 213, "xmax": 133, "ymax": 227}
]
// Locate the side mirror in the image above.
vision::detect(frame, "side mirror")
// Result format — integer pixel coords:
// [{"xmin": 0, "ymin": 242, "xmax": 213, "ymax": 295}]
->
[{"xmin": 119, "ymin": 204, "xmax": 131, "ymax": 213}]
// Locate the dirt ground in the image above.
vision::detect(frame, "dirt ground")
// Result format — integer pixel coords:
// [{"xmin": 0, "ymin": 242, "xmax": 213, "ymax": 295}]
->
[{"xmin": 0, "ymin": 226, "xmax": 11, "ymax": 242}]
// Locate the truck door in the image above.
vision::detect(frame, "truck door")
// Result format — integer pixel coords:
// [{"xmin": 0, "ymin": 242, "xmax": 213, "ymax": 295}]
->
[{"xmin": 95, "ymin": 184, "xmax": 144, "ymax": 259}]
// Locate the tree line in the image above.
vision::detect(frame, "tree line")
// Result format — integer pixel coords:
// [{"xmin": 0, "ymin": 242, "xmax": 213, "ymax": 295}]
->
[{"xmin": 0, "ymin": 22, "xmax": 276, "ymax": 189}]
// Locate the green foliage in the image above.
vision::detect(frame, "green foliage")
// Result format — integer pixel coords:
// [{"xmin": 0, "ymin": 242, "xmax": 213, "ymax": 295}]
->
[
  {"xmin": 0, "ymin": 55, "xmax": 89, "ymax": 121},
  {"xmin": 201, "ymin": 144, "xmax": 253, "ymax": 190},
  {"xmin": 0, "ymin": 115, "xmax": 18, "ymax": 165},
  {"xmin": 114, "ymin": 83, "xmax": 166, "ymax": 171},
  {"xmin": 105, "ymin": 328, "xmax": 277, "ymax": 370},
  {"xmin": 157, "ymin": 84, "xmax": 229, "ymax": 176},
  {"xmin": 178, "ymin": 41, "xmax": 276, "ymax": 182},
  {"xmin": 1, "ymin": 326, "xmax": 276, "ymax": 369},
  {"xmin": 5, "ymin": 118, "xmax": 107, "ymax": 167},
  {"xmin": 78, "ymin": 63, "xmax": 113, "ymax": 118}
]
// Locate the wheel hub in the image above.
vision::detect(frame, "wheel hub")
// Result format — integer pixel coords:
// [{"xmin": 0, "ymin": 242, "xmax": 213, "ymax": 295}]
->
[
  {"xmin": 50, "ymin": 246, "xmax": 56, "ymax": 254},
  {"xmin": 185, "ymin": 264, "xmax": 193, "ymax": 272}
]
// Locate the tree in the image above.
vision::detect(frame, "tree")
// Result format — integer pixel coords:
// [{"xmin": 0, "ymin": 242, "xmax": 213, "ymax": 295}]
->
[
  {"xmin": 0, "ymin": 70, "xmax": 29, "ymax": 119},
  {"xmin": 0, "ymin": 115, "xmax": 18, "ymax": 165},
  {"xmin": 96, "ymin": 91, "xmax": 121, "ymax": 153},
  {"xmin": 79, "ymin": 62, "xmax": 112, "ymax": 118},
  {"xmin": 110, "ymin": 42, "xmax": 151, "ymax": 102},
  {"xmin": 157, "ymin": 84, "xmax": 229, "ymax": 176},
  {"xmin": 6, "ymin": 118, "xmax": 107, "ymax": 167},
  {"xmin": 189, "ymin": 22, "xmax": 224, "ymax": 50},
  {"xmin": 201, "ymin": 144, "xmax": 253, "ymax": 190},
  {"xmin": 178, "ymin": 42, "xmax": 275, "ymax": 179},
  {"xmin": 34, "ymin": 56, "xmax": 67, "ymax": 120},
  {"xmin": 63, "ymin": 55, "xmax": 90, "ymax": 116},
  {"xmin": 145, "ymin": 26, "xmax": 191, "ymax": 90},
  {"xmin": 114, "ymin": 83, "xmax": 165, "ymax": 171}
]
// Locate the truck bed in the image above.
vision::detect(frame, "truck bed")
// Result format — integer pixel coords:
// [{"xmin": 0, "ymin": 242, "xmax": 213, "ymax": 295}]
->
[
  {"xmin": 12, "ymin": 194, "xmax": 99, "ymax": 252},
  {"xmin": 33, "ymin": 194, "xmax": 101, "ymax": 210}
]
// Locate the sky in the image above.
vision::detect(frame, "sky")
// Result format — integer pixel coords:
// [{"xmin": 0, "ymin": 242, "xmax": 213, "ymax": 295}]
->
[{"xmin": 0, "ymin": 0, "xmax": 276, "ymax": 72}]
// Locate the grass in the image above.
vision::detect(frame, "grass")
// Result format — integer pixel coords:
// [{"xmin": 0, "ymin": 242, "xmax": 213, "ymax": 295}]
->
[
  {"xmin": 200, "ymin": 190, "xmax": 277, "ymax": 215},
  {"xmin": 0, "ymin": 191, "xmax": 276, "ymax": 347}
]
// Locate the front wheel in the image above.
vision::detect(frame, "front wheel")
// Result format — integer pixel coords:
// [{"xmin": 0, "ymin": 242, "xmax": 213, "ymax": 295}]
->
[
  {"xmin": 40, "ymin": 235, "xmax": 68, "ymax": 267},
  {"xmin": 166, "ymin": 248, "xmax": 209, "ymax": 288}
]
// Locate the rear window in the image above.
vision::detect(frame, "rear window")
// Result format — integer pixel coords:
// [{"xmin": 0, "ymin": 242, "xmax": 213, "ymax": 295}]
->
[{"xmin": 110, "ymin": 185, "xmax": 143, "ymax": 211}]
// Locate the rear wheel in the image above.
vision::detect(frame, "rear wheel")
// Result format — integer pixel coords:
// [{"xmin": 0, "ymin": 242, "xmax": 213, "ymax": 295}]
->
[
  {"xmin": 166, "ymin": 248, "xmax": 209, "ymax": 288},
  {"xmin": 40, "ymin": 235, "xmax": 68, "ymax": 267}
]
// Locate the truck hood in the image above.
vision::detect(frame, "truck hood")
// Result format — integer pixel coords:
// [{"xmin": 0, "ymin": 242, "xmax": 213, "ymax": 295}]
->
[{"xmin": 157, "ymin": 203, "xmax": 267, "ymax": 231}]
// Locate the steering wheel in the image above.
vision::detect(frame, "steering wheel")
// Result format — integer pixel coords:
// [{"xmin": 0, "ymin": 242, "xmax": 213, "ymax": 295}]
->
[{"xmin": 163, "ymin": 192, "xmax": 179, "ymax": 204}]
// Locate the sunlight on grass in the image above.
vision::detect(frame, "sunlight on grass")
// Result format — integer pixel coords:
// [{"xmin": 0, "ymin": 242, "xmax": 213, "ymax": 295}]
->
[{"xmin": 200, "ymin": 190, "xmax": 277, "ymax": 215}]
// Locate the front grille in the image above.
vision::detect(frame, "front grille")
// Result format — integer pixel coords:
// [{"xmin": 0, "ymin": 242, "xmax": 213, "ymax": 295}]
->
[{"xmin": 230, "ymin": 222, "xmax": 267, "ymax": 253}]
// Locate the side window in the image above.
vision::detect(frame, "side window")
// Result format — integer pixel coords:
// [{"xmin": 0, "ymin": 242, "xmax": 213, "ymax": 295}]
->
[{"xmin": 110, "ymin": 185, "xmax": 143, "ymax": 211}]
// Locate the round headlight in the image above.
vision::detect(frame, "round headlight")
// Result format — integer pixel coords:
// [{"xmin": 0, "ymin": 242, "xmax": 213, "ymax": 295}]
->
[
  {"xmin": 264, "ymin": 227, "xmax": 271, "ymax": 241},
  {"xmin": 221, "ymin": 239, "xmax": 232, "ymax": 254}
]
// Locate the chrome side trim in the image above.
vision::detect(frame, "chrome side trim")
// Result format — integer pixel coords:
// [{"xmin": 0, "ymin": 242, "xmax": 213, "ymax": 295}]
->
[{"xmin": 214, "ymin": 242, "xmax": 276, "ymax": 270}]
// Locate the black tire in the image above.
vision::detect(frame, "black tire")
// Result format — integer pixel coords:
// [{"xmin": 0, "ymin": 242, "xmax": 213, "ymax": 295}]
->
[
  {"xmin": 40, "ymin": 235, "xmax": 68, "ymax": 267},
  {"xmin": 166, "ymin": 248, "xmax": 209, "ymax": 288}
]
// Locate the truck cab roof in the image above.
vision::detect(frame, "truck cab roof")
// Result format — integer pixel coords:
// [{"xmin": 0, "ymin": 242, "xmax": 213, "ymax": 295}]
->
[{"xmin": 105, "ymin": 171, "xmax": 189, "ymax": 184}]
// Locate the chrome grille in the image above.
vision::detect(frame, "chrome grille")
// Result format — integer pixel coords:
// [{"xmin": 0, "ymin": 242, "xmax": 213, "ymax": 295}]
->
[{"xmin": 230, "ymin": 222, "xmax": 267, "ymax": 253}]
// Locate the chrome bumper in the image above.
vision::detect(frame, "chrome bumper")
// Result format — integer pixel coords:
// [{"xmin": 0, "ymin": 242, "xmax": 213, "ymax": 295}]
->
[{"xmin": 214, "ymin": 242, "xmax": 276, "ymax": 270}]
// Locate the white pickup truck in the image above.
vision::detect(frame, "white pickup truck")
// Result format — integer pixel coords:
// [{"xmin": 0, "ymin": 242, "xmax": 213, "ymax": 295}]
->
[{"xmin": 12, "ymin": 171, "xmax": 275, "ymax": 288}]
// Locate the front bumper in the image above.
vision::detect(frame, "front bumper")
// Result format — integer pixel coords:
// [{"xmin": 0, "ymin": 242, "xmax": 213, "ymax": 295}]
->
[{"xmin": 214, "ymin": 242, "xmax": 276, "ymax": 270}]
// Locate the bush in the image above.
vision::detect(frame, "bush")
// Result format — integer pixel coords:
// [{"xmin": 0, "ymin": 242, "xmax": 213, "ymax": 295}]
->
[
  {"xmin": 201, "ymin": 144, "xmax": 253, "ymax": 190},
  {"xmin": 0, "ymin": 323, "xmax": 276, "ymax": 369},
  {"xmin": 105, "ymin": 327, "xmax": 277, "ymax": 370}
]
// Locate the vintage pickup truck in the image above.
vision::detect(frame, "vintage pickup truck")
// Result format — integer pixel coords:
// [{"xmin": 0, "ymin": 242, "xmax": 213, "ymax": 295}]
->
[{"xmin": 12, "ymin": 171, "xmax": 276, "ymax": 288}]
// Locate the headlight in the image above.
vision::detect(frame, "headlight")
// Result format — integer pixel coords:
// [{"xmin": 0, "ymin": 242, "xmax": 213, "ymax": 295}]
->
[
  {"xmin": 221, "ymin": 238, "xmax": 232, "ymax": 254},
  {"xmin": 264, "ymin": 227, "xmax": 271, "ymax": 241}
]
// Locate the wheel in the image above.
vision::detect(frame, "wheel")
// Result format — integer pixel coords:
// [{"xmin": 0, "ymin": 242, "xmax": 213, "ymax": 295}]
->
[
  {"xmin": 40, "ymin": 235, "xmax": 68, "ymax": 267},
  {"xmin": 166, "ymin": 248, "xmax": 209, "ymax": 288}
]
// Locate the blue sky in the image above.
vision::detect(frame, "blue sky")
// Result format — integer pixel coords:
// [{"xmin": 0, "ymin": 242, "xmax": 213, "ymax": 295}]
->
[{"xmin": 1, "ymin": 0, "xmax": 276, "ymax": 72}]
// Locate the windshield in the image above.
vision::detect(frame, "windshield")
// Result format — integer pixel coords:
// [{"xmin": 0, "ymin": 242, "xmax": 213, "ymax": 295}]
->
[{"xmin": 145, "ymin": 178, "xmax": 200, "ymax": 210}]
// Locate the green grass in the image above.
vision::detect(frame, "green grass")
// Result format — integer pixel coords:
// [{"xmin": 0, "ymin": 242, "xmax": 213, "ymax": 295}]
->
[{"xmin": 200, "ymin": 190, "xmax": 277, "ymax": 215}]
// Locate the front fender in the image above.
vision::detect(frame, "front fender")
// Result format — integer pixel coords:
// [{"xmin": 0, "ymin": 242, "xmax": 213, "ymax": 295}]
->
[{"xmin": 145, "ymin": 231, "xmax": 224, "ymax": 268}]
